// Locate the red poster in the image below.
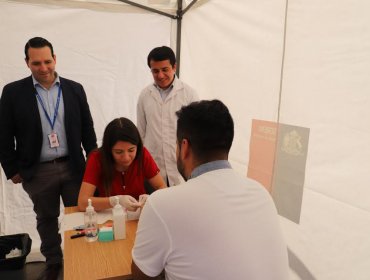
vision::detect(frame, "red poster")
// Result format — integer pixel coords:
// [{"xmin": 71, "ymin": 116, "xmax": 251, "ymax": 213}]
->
[{"xmin": 247, "ymin": 120, "xmax": 278, "ymax": 193}]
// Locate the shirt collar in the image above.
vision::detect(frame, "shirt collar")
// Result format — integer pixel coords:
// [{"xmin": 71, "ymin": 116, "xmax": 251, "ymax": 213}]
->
[
  {"xmin": 32, "ymin": 72, "xmax": 60, "ymax": 89},
  {"xmin": 153, "ymin": 75, "xmax": 177, "ymax": 92},
  {"xmin": 189, "ymin": 160, "xmax": 232, "ymax": 179}
]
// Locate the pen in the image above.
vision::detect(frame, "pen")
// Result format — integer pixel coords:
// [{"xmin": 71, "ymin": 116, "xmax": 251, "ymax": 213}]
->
[{"xmin": 70, "ymin": 232, "xmax": 85, "ymax": 239}]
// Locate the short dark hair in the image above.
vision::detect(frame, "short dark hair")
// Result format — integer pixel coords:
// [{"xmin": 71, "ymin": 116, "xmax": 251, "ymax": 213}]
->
[
  {"xmin": 25, "ymin": 37, "xmax": 54, "ymax": 61},
  {"xmin": 147, "ymin": 46, "xmax": 176, "ymax": 67},
  {"xmin": 99, "ymin": 117, "xmax": 144, "ymax": 195},
  {"xmin": 176, "ymin": 100, "xmax": 234, "ymax": 162}
]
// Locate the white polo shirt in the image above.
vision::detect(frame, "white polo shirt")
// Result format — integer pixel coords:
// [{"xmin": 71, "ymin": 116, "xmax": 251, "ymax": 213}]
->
[{"xmin": 132, "ymin": 162, "xmax": 289, "ymax": 280}]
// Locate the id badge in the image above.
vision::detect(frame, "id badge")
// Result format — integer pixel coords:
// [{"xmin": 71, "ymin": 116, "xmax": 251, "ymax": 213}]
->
[{"xmin": 48, "ymin": 132, "xmax": 60, "ymax": 148}]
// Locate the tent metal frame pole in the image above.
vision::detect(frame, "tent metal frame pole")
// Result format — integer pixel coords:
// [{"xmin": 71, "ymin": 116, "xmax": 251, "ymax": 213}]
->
[
  {"xmin": 175, "ymin": 0, "xmax": 198, "ymax": 77},
  {"xmin": 182, "ymin": 0, "xmax": 198, "ymax": 16},
  {"xmin": 117, "ymin": 0, "xmax": 177, "ymax": 19},
  {"xmin": 117, "ymin": 0, "xmax": 198, "ymax": 77},
  {"xmin": 176, "ymin": 0, "xmax": 183, "ymax": 77}
]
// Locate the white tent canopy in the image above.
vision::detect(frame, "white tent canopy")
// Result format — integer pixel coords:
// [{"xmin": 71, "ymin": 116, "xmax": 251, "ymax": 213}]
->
[{"xmin": 0, "ymin": 0, "xmax": 369, "ymax": 279}]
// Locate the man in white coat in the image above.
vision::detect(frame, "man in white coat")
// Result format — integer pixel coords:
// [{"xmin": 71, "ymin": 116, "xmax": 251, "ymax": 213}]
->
[{"xmin": 137, "ymin": 46, "xmax": 198, "ymax": 187}]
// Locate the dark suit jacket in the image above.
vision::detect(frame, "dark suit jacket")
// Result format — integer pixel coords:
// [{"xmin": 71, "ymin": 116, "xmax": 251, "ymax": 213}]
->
[{"xmin": 0, "ymin": 76, "xmax": 97, "ymax": 181}]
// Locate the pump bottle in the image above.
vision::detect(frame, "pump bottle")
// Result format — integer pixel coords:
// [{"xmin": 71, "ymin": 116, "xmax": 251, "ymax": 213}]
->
[
  {"xmin": 112, "ymin": 196, "xmax": 127, "ymax": 240},
  {"xmin": 84, "ymin": 198, "xmax": 98, "ymax": 242}
]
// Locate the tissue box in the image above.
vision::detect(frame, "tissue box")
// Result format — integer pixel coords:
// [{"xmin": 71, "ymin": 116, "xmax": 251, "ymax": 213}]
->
[
  {"xmin": 98, "ymin": 227, "xmax": 113, "ymax": 242},
  {"xmin": 0, "ymin": 233, "xmax": 32, "ymax": 270}
]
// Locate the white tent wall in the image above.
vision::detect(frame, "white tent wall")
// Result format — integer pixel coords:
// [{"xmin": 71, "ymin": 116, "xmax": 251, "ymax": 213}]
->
[
  {"xmin": 287, "ymin": 1, "xmax": 370, "ymax": 278},
  {"xmin": 181, "ymin": 0, "xmax": 370, "ymax": 279},
  {"xmin": 278, "ymin": 1, "xmax": 370, "ymax": 279},
  {"xmin": 0, "ymin": 0, "xmax": 369, "ymax": 279},
  {"xmin": 181, "ymin": 0, "xmax": 286, "ymax": 174}
]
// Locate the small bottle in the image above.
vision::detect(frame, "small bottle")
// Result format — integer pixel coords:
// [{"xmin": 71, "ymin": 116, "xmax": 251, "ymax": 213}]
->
[
  {"xmin": 112, "ymin": 196, "xmax": 126, "ymax": 240},
  {"xmin": 84, "ymin": 198, "xmax": 98, "ymax": 242}
]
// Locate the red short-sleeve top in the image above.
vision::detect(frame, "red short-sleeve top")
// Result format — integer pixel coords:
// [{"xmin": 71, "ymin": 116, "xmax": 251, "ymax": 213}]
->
[{"xmin": 83, "ymin": 147, "xmax": 159, "ymax": 200}]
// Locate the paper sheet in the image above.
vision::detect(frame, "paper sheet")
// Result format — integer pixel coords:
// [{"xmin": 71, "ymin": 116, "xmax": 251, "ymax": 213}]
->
[{"xmin": 61, "ymin": 208, "xmax": 141, "ymax": 232}]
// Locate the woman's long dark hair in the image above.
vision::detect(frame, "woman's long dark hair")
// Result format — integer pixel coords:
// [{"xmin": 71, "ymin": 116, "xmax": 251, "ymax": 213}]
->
[{"xmin": 99, "ymin": 117, "xmax": 143, "ymax": 196}]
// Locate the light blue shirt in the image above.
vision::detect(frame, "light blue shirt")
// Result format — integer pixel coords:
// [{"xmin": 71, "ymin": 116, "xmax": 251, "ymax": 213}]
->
[
  {"xmin": 189, "ymin": 160, "xmax": 232, "ymax": 179},
  {"xmin": 33, "ymin": 74, "xmax": 68, "ymax": 161},
  {"xmin": 154, "ymin": 76, "xmax": 175, "ymax": 101}
]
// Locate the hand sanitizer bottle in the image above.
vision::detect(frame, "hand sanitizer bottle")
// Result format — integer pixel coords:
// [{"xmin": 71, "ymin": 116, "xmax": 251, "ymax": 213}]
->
[
  {"xmin": 84, "ymin": 198, "xmax": 98, "ymax": 242},
  {"xmin": 112, "ymin": 196, "xmax": 126, "ymax": 240}
]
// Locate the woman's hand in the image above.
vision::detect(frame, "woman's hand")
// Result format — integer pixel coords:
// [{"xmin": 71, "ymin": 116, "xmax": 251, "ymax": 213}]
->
[
  {"xmin": 138, "ymin": 194, "xmax": 149, "ymax": 208},
  {"xmin": 109, "ymin": 195, "xmax": 140, "ymax": 211}
]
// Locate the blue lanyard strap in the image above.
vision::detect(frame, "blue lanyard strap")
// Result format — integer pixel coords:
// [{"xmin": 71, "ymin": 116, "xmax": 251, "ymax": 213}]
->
[{"xmin": 35, "ymin": 85, "xmax": 62, "ymax": 131}]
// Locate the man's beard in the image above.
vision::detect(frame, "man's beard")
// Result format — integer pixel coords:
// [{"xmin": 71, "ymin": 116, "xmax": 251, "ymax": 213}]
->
[{"xmin": 177, "ymin": 157, "xmax": 187, "ymax": 182}]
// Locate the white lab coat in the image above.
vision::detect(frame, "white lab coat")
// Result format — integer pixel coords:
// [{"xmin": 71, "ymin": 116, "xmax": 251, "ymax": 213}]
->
[{"xmin": 137, "ymin": 77, "xmax": 198, "ymax": 186}]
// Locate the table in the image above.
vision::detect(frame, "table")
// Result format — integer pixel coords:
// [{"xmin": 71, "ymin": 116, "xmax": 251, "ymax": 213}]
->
[{"xmin": 64, "ymin": 207, "xmax": 138, "ymax": 280}]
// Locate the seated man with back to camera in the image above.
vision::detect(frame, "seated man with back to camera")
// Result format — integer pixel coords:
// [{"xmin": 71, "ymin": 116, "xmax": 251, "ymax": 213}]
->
[{"xmin": 131, "ymin": 100, "xmax": 289, "ymax": 280}]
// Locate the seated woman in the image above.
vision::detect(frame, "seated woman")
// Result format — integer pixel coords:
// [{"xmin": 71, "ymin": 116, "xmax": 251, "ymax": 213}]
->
[{"xmin": 78, "ymin": 117, "xmax": 166, "ymax": 212}]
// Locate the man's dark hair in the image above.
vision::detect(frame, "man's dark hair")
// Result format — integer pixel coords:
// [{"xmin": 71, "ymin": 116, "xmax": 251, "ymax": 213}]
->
[
  {"xmin": 147, "ymin": 46, "xmax": 176, "ymax": 67},
  {"xmin": 176, "ymin": 99, "xmax": 234, "ymax": 162},
  {"xmin": 25, "ymin": 37, "xmax": 54, "ymax": 61}
]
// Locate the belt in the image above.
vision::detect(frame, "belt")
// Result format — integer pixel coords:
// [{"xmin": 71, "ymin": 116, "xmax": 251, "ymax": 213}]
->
[{"xmin": 41, "ymin": 156, "xmax": 69, "ymax": 164}]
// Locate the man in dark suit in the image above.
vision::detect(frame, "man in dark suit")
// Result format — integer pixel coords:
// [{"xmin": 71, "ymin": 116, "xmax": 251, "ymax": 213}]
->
[{"xmin": 0, "ymin": 37, "xmax": 97, "ymax": 279}]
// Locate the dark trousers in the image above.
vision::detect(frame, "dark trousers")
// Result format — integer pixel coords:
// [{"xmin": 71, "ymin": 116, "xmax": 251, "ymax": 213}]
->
[{"xmin": 22, "ymin": 161, "xmax": 81, "ymax": 265}]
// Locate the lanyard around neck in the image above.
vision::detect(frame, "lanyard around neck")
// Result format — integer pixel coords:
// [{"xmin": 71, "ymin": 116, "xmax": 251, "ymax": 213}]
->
[{"xmin": 35, "ymin": 85, "xmax": 62, "ymax": 131}]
